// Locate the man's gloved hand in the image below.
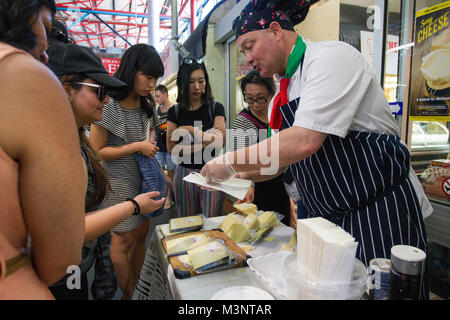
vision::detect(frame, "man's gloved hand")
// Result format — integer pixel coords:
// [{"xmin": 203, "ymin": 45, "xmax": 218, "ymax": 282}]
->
[{"xmin": 201, "ymin": 152, "xmax": 236, "ymax": 184}]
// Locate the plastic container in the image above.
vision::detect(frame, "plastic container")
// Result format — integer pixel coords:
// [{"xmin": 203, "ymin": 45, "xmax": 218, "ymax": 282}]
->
[
  {"xmin": 247, "ymin": 251, "xmax": 291, "ymax": 300},
  {"xmin": 282, "ymin": 254, "xmax": 368, "ymax": 300}
]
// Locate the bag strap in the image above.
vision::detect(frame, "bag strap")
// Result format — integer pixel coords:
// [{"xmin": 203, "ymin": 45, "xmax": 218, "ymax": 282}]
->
[
  {"xmin": 145, "ymin": 118, "xmax": 151, "ymax": 141},
  {"xmin": 208, "ymin": 100, "xmax": 217, "ymax": 124},
  {"xmin": 239, "ymin": 111, "xmax": 267, "ymax": 130}
]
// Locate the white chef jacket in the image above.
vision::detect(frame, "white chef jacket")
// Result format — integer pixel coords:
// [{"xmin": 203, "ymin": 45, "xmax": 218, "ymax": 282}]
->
[{"xmin": 269, "ymin": 38, "xmax": 432, "ymax": 218}]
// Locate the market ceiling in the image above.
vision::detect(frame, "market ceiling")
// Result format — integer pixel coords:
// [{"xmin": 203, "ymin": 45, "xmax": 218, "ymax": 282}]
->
[{"xmin": 54, "ymin": 0, "xmax": 211, "ymax": 50}]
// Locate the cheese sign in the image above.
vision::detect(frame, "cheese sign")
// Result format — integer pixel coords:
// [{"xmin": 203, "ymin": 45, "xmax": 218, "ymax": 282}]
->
[{"xmin": 442, "ymin": 177, "xmax": 450, "ymax": 196}]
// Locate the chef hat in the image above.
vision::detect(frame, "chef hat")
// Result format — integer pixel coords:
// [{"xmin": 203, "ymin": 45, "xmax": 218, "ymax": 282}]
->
[{"xmin": 232, "ymin": 0, "xmax": 317, "ymax": 38}]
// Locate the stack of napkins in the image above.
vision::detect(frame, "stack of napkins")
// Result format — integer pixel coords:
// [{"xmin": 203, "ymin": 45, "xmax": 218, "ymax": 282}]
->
[
  {"xmin": 183, "ymin": 172, "xmax": 252, "ymax": 200},
  {"xmin": 297, "ymin": 217, "xmax": 358, "ymax": 284}
]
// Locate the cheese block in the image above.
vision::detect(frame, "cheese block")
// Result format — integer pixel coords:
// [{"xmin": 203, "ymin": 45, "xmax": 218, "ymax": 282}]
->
[
  {"xmin": 219, "ymin": 214, "xmax": 240, "ymax": 233},
  {"xmin": 227, "ymin": 223, "xmax": 250, "ymax": 242},
  {"xmin": 258, "ymin": 211, "xmax": 278, "ymax": 228},
  {"xmin": 243, "ymin": 213, "xmax": 259, "ymax": 230},
  {"xmin": 177, "ymin": 254, "xmax": 193, "ymax": 267},
  {"xmin": 233, "ymin": 202, "xmax": 257, "ymax": 215},
  {"xmin": 280, "ymin": 243, "xmax": 294, "ymax": 252},
  {"xmin": 289, "ymin": 231, "xmax": 297, "ymax": 246},
  {"xmin": 249, "ymin": 226, "xmax": 272, "ymax": 243},
  {"xmin": 165, "ymin": 234, "xmax": 209, "ymax": 255},
  {"xmin": 187, "ymin": 240, "xmax": 229, "ymax": 270},
  {"xmin": 169, "ymin": 215, "xmax": 203, "ymax": 233}
]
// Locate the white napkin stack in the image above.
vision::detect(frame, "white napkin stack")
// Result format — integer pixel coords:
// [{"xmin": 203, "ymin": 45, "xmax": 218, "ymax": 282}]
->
[
  {"xmin": 297, "ymin": 217, "xmax": 358, "ymax": 285},
  {"xmin": 183, "ymin": 172, "xmax": 252, "ymax": 200}
]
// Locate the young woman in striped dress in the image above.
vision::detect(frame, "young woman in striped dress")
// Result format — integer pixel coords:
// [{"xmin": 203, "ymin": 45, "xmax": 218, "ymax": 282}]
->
[
  {"xmin": 46, "ymin": 43, "xmax": 166, "ymax": 300},
  {"xmin": 166, "ymin": 59, "xmax": 227, "ymax": 218},
  {"xmin": 89, "ymin": 44, "xmax": 164, "ymax": 299}
]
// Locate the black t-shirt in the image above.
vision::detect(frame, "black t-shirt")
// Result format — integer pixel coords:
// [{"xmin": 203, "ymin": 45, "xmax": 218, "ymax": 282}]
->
[
  {"xmin": 167, "ymin": 100, "xmax": 226, "ymax": 169},
  {"xmin": 155, "ymin": 106, "xmax": 172, "ymax": 152}
]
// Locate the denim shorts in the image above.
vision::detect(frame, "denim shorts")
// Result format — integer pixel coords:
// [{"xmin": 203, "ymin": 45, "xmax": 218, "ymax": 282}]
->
[{"xmin": 155, "ymin": 151, "xmax": 176, "ymax": 171}]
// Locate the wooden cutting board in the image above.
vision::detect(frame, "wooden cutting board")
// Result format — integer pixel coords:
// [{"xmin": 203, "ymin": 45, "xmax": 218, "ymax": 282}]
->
[{"xmin": 161, "ymin": 229, "xmax": 251, "ymax": 279}]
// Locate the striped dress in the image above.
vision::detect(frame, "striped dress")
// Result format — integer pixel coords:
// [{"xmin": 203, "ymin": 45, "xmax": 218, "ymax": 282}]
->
[{"xmin": 95, "ymin": 98, "xmax": 161, "ymax": 233}]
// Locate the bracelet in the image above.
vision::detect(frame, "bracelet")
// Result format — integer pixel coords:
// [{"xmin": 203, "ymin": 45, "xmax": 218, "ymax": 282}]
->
[{"xmin": 126, "ymin": 198, "xmax": 141, "ymax": 216}]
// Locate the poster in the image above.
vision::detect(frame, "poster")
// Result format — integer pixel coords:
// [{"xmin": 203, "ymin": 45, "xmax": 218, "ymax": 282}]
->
[
  {"xmin": 409, "ymin": 1, "xmax": 450, "ymax": 120},
  {"xmin": 101, "ymin": 58, "xmax": 121, "ymax": 75}
]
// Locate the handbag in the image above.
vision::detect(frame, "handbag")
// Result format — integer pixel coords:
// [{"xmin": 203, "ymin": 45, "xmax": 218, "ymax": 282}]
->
[{"xmin": 134, "ymin": 118, "xmax": 167, "ymax": 217}]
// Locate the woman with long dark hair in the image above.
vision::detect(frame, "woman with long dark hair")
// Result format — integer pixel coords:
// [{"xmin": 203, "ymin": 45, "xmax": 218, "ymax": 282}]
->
[
  {"xmin": 0, "ymin": 0, "xmax": 86, "ymax": 299},
  {"xmin": 46, "ymin": 43, "xmax": 165, "ymax": 300},
  {"xmin": 89, "ymin": 44, "xmax": 164, "ymax": 299},
  {"xmin": 166, "ymin": 58, "xmax": 226, "ymax": 218}
]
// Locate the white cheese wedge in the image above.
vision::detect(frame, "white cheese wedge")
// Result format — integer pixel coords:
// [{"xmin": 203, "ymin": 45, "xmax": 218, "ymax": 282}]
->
[
  {"xmin": 227, "ymin": 223, "xmax": 250, "ymax": 242},
  {"xmin": 219, "ymin": 214, "xmax": 240, "ymax": 233},
  {"xmin": 258, "ymin": 211, "xmax": 278, "ymax": 228},
  {"xmin": 243, "ymin": 213, "xmax": 259, "ymax": 230},
  {"xmin": 233, "ymin": 202, "xmax": 257, "ymax": 215},
  {"xmin": 169, "ymin": 215, "xmax": 203, "ymax": 232},
  {"xmin": 166, "ymin": 234, "xmax": 209, "ymax": 255},
  {"xmin": 187, "ymin": 240, "xmax": 229, "ymax": 270}
]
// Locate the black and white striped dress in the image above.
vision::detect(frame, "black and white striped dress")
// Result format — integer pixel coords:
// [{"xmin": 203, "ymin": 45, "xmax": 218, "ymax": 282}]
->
[{"xmin": 95, "ymin": 99, "xmax": 161, "ymax": 233}]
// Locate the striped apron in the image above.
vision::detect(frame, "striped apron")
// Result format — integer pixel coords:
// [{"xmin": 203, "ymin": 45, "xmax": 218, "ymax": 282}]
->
[{"xmin": 279, "ymin": 70, "xmax": 429, "ymax": 300}]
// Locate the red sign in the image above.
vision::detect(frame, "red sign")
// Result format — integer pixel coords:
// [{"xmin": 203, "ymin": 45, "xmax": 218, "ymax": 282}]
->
[
  {"xmin": 101, "ymin": 58, "xmax": 121, "ymax": 75},
  {"xmin": 442, "ymin": 177, "xmax": 450, "ymax": 197}
]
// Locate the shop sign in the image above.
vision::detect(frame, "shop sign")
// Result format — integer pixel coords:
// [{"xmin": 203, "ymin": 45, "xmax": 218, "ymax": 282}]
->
[
  {"xmin": 409, "ymin": 1, "xmax": 450, "ymax": 120},
  {"xmin": 360, "ymin": 31, "xmax": 399, "ymax": 76},
  {"xmin": 101, "ymin": 58, "xmax": 121, "ymax": 75}
]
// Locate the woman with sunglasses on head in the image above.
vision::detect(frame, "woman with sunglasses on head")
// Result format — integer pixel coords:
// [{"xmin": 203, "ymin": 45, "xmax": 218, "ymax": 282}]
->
[
  {"xmin": 231, "ymin": 71, "xmax": 290, "ymax": 225},
  {"xmin": 89, "ymin": 44, "xmax": 164, "ymax": 300},
  {"xmin": 0, "ymin": 0, "xmax": 86, "ymax": 299},
  {"xmin": 166, "ymin": 58, "xmax": 226, "ymax": 218},
  {"xmin": 46, "ymin": 43, "xmax": 165, "ymax": 300}
]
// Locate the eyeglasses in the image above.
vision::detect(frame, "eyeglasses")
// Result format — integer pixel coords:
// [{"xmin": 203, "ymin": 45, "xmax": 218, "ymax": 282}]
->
[
  {"xmin": 244, "ymin": 95, "xmax": 270, "ymax": 105},
  {"xmin": 74, "ymin": 82, "xmax": 107, "ymax": 101},
  {"xmin": 183, "ymin": 57, "xmax": 204, "ymax": 65}
]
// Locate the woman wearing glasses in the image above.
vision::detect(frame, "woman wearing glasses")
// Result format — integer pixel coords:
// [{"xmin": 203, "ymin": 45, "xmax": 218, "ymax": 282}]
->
[
  {"xmin": 89, "ymin": 44, "xmax": 165, "ymax": 300},
  {"xmin": 231, "ymin": 71, "xmax": 290, "ymax": 225},
  {"xmin": 46, "ymin": 43, "xmax": 165, "ymax": 299},
  {"xmin": 166, "ymin": 58, "xmax": 226, "ymax": 218}
]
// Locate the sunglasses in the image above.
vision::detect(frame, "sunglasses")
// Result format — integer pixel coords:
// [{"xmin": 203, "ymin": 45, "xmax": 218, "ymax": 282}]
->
[
  {"xmin": 183, "ymin": 57, "xmax": 204, "ymax": 65},
  {"xmin": 74, "ymin": 82, "xmax": 107, "ymax": 101}
]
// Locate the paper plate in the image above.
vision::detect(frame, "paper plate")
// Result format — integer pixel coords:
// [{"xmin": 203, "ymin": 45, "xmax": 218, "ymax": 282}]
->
[{"xmin": 210, "ymin": 286, "xmax": 275, "ymax": 300}]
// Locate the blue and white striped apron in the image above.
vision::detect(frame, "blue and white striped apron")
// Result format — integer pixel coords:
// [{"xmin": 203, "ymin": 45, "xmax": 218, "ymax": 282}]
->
[{"xmin": 279, "ymin": 65, "xmax": 429, "ymax": 299}]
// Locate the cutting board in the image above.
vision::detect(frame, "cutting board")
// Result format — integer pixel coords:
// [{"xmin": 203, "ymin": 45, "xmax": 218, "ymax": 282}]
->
[{"xmin": 161, "ymin": 229, "xmax": 251, "ymax": 279}]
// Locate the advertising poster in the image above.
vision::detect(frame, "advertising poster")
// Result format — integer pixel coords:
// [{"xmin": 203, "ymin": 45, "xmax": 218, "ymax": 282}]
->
[
  {"xmin": 409, "ymin": 1, "xmax": 450, "ymax": 120},
  {"xmin": 101, "ymin": 58, "xmax": 121, "ymax": 75}
]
